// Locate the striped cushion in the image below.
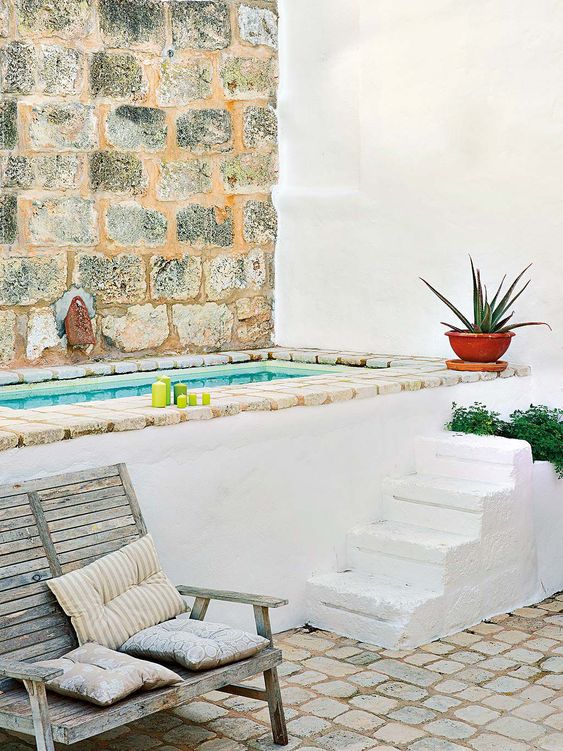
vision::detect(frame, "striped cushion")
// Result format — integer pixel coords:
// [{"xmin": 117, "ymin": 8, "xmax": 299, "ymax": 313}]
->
[{"xmin": 47, "ymin": 535, "xmax": 187, "ymax": 650}]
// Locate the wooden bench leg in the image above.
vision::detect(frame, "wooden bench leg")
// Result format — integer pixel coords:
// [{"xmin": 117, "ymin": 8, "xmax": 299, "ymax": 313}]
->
[
  {"xmin": 264, "ymin": 667, "xmax": 288, "ymax": 745},
  {"xmin": 23, "ymin": 680, "xmax": 55, "ymax": 751}
]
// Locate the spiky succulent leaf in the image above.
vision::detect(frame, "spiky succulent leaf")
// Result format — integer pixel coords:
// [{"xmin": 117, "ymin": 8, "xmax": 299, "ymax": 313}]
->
[
  {"xmin": 491, "ymin": 264, "xmax": 532, "ymax": 323},
  {"xmin": 441, "ymin": 321, "xmax": 466, "ymax": 332},
  {"xmin": 420, "ymin": 278, "xmax": 474, "ymax": 331},
  {"xmin": 498, "ymin": 321, "xmax": 552, "ymax": 332}
]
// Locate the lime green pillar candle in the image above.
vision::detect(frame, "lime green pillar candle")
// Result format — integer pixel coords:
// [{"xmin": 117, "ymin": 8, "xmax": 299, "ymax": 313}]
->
[
  {"xmin": 188, "ymin": 393, "xmax": 198, "ymax": 406},
  {"xmin": 157, "ymin": 375, "xmax": 171, "ymax": 405},
  {"xmin": 174, "ymin": 383, "xmax": 187, "ymax": 403},
  {"xmin": 176, "ymin": 394, "xmax": 187, "ymax": 409},
  {"xmin": 152, "ymin": 381, "xmax": 167, "ymax": 408},
  {"xmin": 202, "ymin": 392, "xmax": 211, "ymax": 405}
]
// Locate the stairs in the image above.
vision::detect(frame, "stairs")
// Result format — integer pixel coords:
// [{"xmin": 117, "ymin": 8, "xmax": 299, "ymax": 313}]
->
[{"xmin": 307, "ymin": 433, "xmax": 537, "ymax": 648}]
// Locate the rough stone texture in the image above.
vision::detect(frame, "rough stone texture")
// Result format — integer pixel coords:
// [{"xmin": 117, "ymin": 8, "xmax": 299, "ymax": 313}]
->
[
  {"xmin": 177, "ymin": 109, "xmax": 232, "ymax": 153},
  {"xmin": 173, "ymin": 302, "xmax": 234, "ymax": 349},
  {"xmin": 0, "ymin": 253, "xmax": 67, "ymax": 305},
  {"xmin": 171, "ymin": 1, "xmax": 231, "ymax": 50},
  {"xmin": 0, "ymin": 310, "xmax": 16, "ymax": 363},
  {"xmin": 29, "ymin": 197, "xmax": 97, "ymax": 246},
  {"xmin": 29, "ymin": 103, "xmax": 97, "ymax": 150},
  {"xmin": 0, "ymin": 194, "xmax": 17, "ymax": 244},
  {"xmin": 177, "ymin": 204, "xmax": 233, "ymax": 247},
  {"xmin": 89, "ymin": 52, "xmax": 146, "ymax": 100},
  {"xmin": 243, "ymin": 200, "xmax": 277, "ymax": 244},
  {"xmin": 151, "ymin": 254, "xmax": 202, "ymax": 301},
  {"xmin": 157, "ymin": 60, "xmax": 213, "ymax": 106},
  {"xmin": 98, "ymin": 0, "xmax": 165, "ymax": 47},
  {"xmin": 238, "ymin": 4, "xmax": 278, "ymax": 48},
  {"xmin": 205, "ymin": 250, "xmax": 266, "ymax": 301},
  {"xmin": 26, "ymin": 308, "xmax": 62, "ymax": 360},
  {"xmin": 221, "ymin": 56, "xmax": 277, "ymax": 100},
  {"xmin": 157, "ymin": 160, "xmax": 212, "ymax": 200},
  {"xmin": 235, "ymin": 295, "xmax": 272, "ymax": 321},
  {"xmin": 221, "ymin": 154, "xmax": 277, "ymax": 194},
  {"xmin": 74, "ymin": 252, "xmax": 146, "ymax": 303},
  {"xmin": 2, "ymin": 0, "xmax": 277, "ymax": 366},
  {"xmin": 106, "ymin": 202, "xmax": 166, "ymax": 246},
  {"xmin": 0, "ymin": 40, "xmax": 35, "ymax": 94},
  {"xmin": 106, "ymin": 106, "xmax": 167, "ymax": 151},
  {"xmin": 102, "ymin": 304, "xmax": 169, "ymax": 352},
  {"xmin": 243, "ymin": 106, "xmax": 277, "ymax": 149},
  {"xmin": 38, "ymin": 44, "xmax": 82, "ymax": 94},
  {"xmin": 89, "ymin": 151, "xmax": 146, "ymax": 194}
]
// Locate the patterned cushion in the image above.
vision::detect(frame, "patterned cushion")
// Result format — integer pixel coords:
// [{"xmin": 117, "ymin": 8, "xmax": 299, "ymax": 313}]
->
[
  {"xmin": 120, "ymin": 616, "xmax": 269, "ymax": 671},
  {"xmin": 35, "ymin": 643, "xmax": 182, "ymax": 707},
  {"xmin": 47, "ymin": 535, "xmax": 187, "ymax": 649}
]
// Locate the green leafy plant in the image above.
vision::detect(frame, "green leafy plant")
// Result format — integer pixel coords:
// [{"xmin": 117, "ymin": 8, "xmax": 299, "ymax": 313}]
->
[
  {"xmin": 420, "ymin": 257, "xmax": 551, "ymax": 333},
  {"xmin": 447, "ymin": 402, "xmax": 563, "ymax": 477}
]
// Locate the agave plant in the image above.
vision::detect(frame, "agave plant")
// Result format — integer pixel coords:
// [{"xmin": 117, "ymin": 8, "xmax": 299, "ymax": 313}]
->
[{"xmin": 420, "ymin": 258, "xmax": 551, "ymax": 333}]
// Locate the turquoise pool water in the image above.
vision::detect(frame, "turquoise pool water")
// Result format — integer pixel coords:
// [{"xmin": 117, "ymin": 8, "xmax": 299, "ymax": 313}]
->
[{"xmin": 0, "ymin": 363, "xmax": 337, "ymax": 410}]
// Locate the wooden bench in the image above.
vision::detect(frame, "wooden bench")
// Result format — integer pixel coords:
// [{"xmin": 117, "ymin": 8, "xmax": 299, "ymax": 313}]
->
[{"xmin": 0, "ymin": 464, "xmax": 289, "ymax": 751}]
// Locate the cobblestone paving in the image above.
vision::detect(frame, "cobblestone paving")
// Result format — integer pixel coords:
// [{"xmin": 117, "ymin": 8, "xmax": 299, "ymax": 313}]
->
[{"xmin": 3, "ymin": 595, "xmax": 562, "ymax": 751}]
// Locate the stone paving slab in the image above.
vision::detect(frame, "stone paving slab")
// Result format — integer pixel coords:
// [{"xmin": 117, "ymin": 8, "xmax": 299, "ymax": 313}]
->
[
  {"xmin": 3, "ymin": 594, "xmax": 561, "ymax": 751},
  {"xmin": 0, "ymin": 348, "xmax": 531, "ymax": 451}
]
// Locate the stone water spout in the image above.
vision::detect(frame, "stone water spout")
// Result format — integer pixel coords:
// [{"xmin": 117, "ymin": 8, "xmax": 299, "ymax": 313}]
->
[{"xmin": 65, "ymin": 295, "xmax": 96, "ymax": 347}]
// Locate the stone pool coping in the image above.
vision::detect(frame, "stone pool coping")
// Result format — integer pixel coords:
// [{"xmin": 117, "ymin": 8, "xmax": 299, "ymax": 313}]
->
[{"xmin": 0, "ymin": 347, "xmax": 531, "ymax": 451}]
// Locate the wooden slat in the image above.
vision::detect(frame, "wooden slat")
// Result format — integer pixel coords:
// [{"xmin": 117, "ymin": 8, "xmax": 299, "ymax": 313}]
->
[
  {"xmin": 47, "ymin": 507, "xmax": 134, "ymax": 534},
  {"xmin": 0, "ymin": 602, "xmax": 60, "ymax": 633},
  {"xmin": 118, "ymin": 464, "xmax": 147, "ymax": 536},
  {"xmin": 42, "ymin": 489, "xmax": 128, "ymax": 518},
  {"xmin": 0, "ymin": 588, "xmax": 54, "ymax": 615},
  {"xmin": 37, "ymin": 475, "xmax": 123, "ymax": 502},
  {"xmin": 0, "ymin": 543, "xmax": 46, "ymax": 568},
  {"xmin": 0, "ymin": 568, "xmax": 51, "ymax": 594},
  {"xmin": 28, "ymin": 493, "xmax": 62, "ymax": 578},
  {"xmin": 0, "ymin": 494, "xmax": 30, "ymax": 510},
  {"xmin": 0, "ymin": 503, "xmax": 34, "ymax": 523},
  {"xmin": 50, "ymin": 514, "xmax": 135, "ymax": 543},
  {"xmin": 54, "ymin": 523, "xmax": 140, "ymax": 555},
  {"xmin": 0, "ymin": 466, "xmax": 120, "ymax": 500},
  {"xmin": 0, "ymin": 514, "xmax": 37, "ymax": 533},
  {"xmin": 57, "ymin": 533, "xmax": 139, "ymax": 567},
  {"xmin": 0, "ymin": 528, "xmax": 41, "ymax": 547},
  {"xmin": 3, "ymin": 635, "xmax": 74, "ymax": 663}
]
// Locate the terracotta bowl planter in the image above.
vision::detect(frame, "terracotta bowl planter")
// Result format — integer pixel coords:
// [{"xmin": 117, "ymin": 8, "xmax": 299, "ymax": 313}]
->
[{"xmin": 446, "ymin": 331, "xmax": 515, "ymax": 363}]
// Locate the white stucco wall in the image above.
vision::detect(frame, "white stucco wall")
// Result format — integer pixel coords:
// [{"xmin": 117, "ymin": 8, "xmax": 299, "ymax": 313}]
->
[
  {"xmin": 276, "ymin": 0, "xmax": 562, "ymax": 376},
  {"xmin": 1, "ymin": 376, "xmax": 560, "ymax": 637}
]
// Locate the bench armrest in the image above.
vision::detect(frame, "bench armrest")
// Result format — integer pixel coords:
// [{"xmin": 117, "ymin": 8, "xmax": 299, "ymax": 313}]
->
[
  {"xmin": 176, "ymin": 586, "xmax": 288, "ymax": 609},
  {"xmin": 0, "ymin": 659, "xmax": 63, "ymax": 683}
]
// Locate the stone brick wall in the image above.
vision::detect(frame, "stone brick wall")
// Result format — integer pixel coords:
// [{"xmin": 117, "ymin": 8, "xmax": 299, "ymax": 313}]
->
[{"xmin": 0, "ymin": 0, "xmax": 278, "ymax": 366}]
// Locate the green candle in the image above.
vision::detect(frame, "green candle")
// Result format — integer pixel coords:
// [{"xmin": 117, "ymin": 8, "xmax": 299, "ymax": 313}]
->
[
  {"xmin": 157, "ymin": 375, "xmax": 171, "ymax": 405},
  {"xmin": 188, "ymin": 393, "xmax": 197, "ymax": 406},
  {"xmin": 174, "ymin": 383, "xmax": 187, "ymax": 403},
  {"xmin": 152, "ymin": 381, "xmax": 167, "ymax": 408},
  {"xmin": 176, "ymin": 394, "xmax": 187, "ymax": 409},
  {"xmin": 202, "ymin": 392, "xmax": 211, "ymax": 405}
]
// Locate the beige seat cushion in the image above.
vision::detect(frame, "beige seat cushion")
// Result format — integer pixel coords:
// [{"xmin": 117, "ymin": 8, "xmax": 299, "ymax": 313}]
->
[
  {"xmin": 35, "ymin": 643, "xmax": 182, "ymax": 707},
  {"xmin": 47, "ymin": 535, "xmax": 186, "ymax": 649},
  {"xmin": 120, "ymin": 616, "xmax": 269, "ymax": 671}
]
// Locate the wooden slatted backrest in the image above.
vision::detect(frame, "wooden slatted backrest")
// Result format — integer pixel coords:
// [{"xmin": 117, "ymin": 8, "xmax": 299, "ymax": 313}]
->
[{"xmin": 0, "ymin": 464, "xmax": 146, "ymax": 673}]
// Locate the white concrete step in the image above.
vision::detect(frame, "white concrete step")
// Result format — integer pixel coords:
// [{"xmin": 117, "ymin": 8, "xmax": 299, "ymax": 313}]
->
[
  {"xmin": 347, "ymin": 521, "xmax": 474, "ymax": 588},
  {"xmin": 307, "ymin": 571, "xmax": 442, "ymax": 648}
]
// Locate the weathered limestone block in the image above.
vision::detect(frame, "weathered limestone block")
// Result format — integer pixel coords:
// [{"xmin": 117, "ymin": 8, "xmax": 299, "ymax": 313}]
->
[
  {"xmin": 173, "ymin": 302, "xmax": 233, "ymax": 349},
  {"xmin": 0, "ymin": 40, "xmax": 35, "ymax": 94},
  {"xmin": 177, "ymin": 204, "xmax": 233, "ymax": 247},
  {"xmin": 177, "ymin": 109, "xmax": 231, "ymax": 153},
  {"xmin": 171, "ymin": 1, "xmax": 230, "ymax": 50},
  {"xmin": 157, "ymin": 60, "xmax": 212, "ymax": 106},
  {"xmin": 0, "ymin": 310, "xmax": 16, "ymax": 363},
  {"xmin": 89, "ymin": 151, "xmax": 146, "ymax": 194},
  {"xmin": 106, "ymin": 202, "xmax": 167, "ymax": 246},
  {"xmin": 221, "ymin": 154, "xmax": 277, "ymax": 194},
  {"xmin": 0, "ymin": 0, "xmax": 8, "ymax": 37},
  {"xmin": 15, "ymin": 0, "xmax": 92, "ymax": 38},
  {"xmin": 237, "ymin": 317, "xmax": 273, "ymax": 346},
  {"xmin": 150, "ymin": 254, "xmax": 202, "ymax": 301},
  {"xmin": 1, "ymin": 155, "xmax": 79, "ymax": 189},
  {"xmin": 243, "ymin": 105, "xmax": 277, "ymax": 149},
  {"xmin": 157, "ymin": 160, "xmax": 211, "ymax": 200},
  {"xmin": 236, "ymin": 295, "xmax": 272, "ymax": 321},
  {"xmin": 29, "ymin": 103, "xmax": 97, "ymax": 150},
  {"xmin": 0, "ymin": 156, "xmax": 32, "ymax": 188},
  {"xmin": 243, "ymin": 199, "xmax": 277, "ymax": 244},
  {"xmin": 205, "ymin": 250, "xmax": 266, "ymax": 301},
  {"xmin": 26, "ymin": 308, "xmax": 63, "ymax": 360},
  {"xmin": 38, "ymin": 44, "xmax": 82, "ymax": 95},
  {"xmin": 0, "ymin": 100, "xmax": 17, "ymax": 149},
  {"xmin": 98, "ymin": 0, "xmax": 165, "ymax": 47},
  {"xmin": 221, "ymin": 56, "xmax": 276, "ymax": 100},
  {"xmin": 0, "ymin": 194, "xmax": 17, "ymax": 244},
  {"xmin": 238, "ymin": 5, "xmax": 278, "ymax": 48},
  {"xmin": 74, "ymin": 252, "xmax": 146, "ymax": 303},
  {"xmin": 89, "ymin": 52, "xmax": 146, "ymax": 100},
  {"xmin": 106, "ymin": 106, "xmax": 167, "ymax": 151},
  {"xmin": 102, "ymin": 304, "xmax": 169, "ymax": 352},
  {"xmin": 0, "ymin": 253, "xmax": 67, "ymax": 305},
  {"xmin": 30, "ymin": 196, "xmax": 97, "ymax": 246}
]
